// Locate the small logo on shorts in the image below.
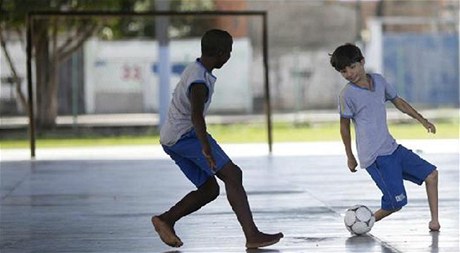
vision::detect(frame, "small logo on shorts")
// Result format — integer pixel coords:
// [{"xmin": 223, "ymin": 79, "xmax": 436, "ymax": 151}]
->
[{"xmin": 395, "ymin": 193, "xmax": 406, "ymax": 202}]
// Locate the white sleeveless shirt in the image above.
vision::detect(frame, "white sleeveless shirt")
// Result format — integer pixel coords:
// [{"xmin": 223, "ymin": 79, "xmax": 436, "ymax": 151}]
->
[{"xmin": 160, "ymin": 59, "xmax": 217, "ymax": 146}]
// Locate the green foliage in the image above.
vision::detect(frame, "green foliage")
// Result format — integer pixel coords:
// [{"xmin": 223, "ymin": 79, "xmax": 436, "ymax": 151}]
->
[
  {"xmin": 0, "ymin": 121, "xmax": 458, "ymax": 149},
  {"xmin": 1, "ymin": 0, "xmax": 130, "ymax": 26},
  {"xmin": 169, "ymin": 0, "xmax": 215, "ymax": 38},
  {"xmin": 1, "ymin": 0, "xmax": 220, "ymax": 39}
]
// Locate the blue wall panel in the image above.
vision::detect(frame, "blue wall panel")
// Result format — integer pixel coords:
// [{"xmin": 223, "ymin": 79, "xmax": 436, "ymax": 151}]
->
[{"xmin": 383, "ymin": 33, "xmax": 459, "ymax": 107}]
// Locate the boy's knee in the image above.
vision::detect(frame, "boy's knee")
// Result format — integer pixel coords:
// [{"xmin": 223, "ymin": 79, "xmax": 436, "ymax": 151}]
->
[
  {"xmin": 383, "ymin": 205, "xmax": 403, "ymax": 213},
  {"xmin": 375, "ymin": 207, "xmax": 401, "ymax": 221},
  {"xmin": 208, "ymin": 184, "xmax": 220, "ymax": 201},
  {"xmin": 218, "ymin": 162, "xmax": 243, "ymax": 183},
  {"xmin": 386, "ymin": 207, "xmax": 402, "ymax": 215},
  {"xmin": 233, "ymin": 165, "xmax": 243, "ymax": 181},
  {"xmin": 200, "ymin": 177, "xmax": 220, "ymax": 200},
  {"xmin": 227, "ymin": 165, "xmax": 243, "ymax": 186}
]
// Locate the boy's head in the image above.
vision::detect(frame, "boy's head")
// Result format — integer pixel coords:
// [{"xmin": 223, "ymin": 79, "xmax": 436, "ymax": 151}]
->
[
  {"xmin": 330, "ymin": 43, "xmax": 364, "ymax": 72},
  {"xmin": 201, "ymin": 29, "xmax": 233, "ymax": 57}
]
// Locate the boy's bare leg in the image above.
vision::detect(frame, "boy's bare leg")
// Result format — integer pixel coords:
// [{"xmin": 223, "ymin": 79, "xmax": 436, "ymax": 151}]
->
[
  {"xmin": 216, "ymin": 162, "xmax": 283, "ymax": 249},
  {"xmin": 425, "ymin": 170, "xmax": 440, "ymax": 231},
  {"xmin": 152, "ymin": 177, "xmax": 220, "ymax": 247},
  {"xmin": 374, "ymin": 208, "xmax": 397, "ymax": 221}
]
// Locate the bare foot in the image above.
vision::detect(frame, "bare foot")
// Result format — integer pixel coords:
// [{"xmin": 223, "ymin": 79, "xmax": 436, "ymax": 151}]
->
[
  {"xmin": 151, "ymin": 216, "xmax": 183, "ymax": 247},
  {"xmin": 246, "ymin": 232, "xmax": 284, "ymax": 249},
  {"xmin": 429, "ymin": 221, "xmax": 441, "ymax": 232}
]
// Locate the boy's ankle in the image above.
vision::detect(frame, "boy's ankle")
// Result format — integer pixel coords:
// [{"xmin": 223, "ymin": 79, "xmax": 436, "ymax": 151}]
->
[
  {"xmin": 429, "ymin": 220, "xmax": 441, "ymax": 231},
  {"xmin": 157, "ymin": 214, "xmax": 175, "ymax": 226}
]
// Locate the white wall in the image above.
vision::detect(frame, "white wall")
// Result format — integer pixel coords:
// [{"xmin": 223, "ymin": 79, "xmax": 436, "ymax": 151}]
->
[
  {"xmin": 84, "ymin": 38, "xmax": 253, "ymax": 114},
  {"xmin": 0, "ymin": 42, "xmax": 28, "ymax": 113}
]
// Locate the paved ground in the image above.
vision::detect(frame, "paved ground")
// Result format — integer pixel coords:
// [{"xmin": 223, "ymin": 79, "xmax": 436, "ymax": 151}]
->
[{"xmin": 1, "ymin": 140, "xmax": 459, "ymax": 253}]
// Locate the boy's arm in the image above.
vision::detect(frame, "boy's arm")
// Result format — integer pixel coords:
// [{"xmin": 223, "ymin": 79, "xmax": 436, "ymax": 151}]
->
[
  {"xmin": 340, "ymin": 117, "xmax": 358, "ymax": 172},
  {"xmin": 391, "ymin": 97, "xmax": 436, "ymax": 134},
  {"xmin": 190, "ymin": 83, "xmax": 216, "ymax": 169}
]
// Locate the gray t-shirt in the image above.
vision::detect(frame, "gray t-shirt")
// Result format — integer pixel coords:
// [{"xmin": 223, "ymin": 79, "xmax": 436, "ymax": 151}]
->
[
  {"xmin": 160, "ymin": 59, "xmax": 216, "ymax": 146},
  {"xmin": 338, "ymin": 73, "xmax": 399, "ymax": 168}
]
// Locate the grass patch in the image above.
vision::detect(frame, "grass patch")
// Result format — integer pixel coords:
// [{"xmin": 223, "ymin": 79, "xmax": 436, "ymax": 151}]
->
[{"xmin": 1, "ymin": 121, "xmax": 458, "ymax": 149}]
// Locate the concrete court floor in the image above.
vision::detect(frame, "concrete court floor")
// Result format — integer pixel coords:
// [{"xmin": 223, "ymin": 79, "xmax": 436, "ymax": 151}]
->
[{"xmin": 0, "ymin": 140, "xmax": 459, "ymax": 253}]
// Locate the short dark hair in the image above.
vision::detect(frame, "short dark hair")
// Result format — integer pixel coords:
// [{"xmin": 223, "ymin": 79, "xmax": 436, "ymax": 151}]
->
[
  {"xmin": 330, "ymin": 43, "xmax": 364, "ymax": 71},
  {"xmin": 201, "ymin": 29, "xmax": 233, "ymax": 56}
]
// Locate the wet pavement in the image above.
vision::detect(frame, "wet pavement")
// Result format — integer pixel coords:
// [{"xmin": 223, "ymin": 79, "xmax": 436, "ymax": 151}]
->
[{"xmin": 1, "ymin": 140, "xmax": 459, "ymax": 253}]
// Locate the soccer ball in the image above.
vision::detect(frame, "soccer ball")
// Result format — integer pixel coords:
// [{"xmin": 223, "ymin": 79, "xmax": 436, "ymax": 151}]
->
[{"xmin": 344, "ymin": 204, "xmax": 375, "ymax": 235}]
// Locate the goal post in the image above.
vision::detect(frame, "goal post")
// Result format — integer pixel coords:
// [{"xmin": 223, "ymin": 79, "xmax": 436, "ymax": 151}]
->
[{"xmin": 26, "ymin": 10, "xmax": 272, "ymax": 158}]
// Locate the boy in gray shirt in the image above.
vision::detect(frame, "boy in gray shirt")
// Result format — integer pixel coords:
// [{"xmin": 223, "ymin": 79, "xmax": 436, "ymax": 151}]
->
[{"xmin": 330, "ymin": 43, "xmax": 440, "ymax": 231}]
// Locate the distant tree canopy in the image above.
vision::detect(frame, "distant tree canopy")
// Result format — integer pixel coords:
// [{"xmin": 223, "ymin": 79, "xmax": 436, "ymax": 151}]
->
[
  {"xmin": 0, "ymin": 0, "xmax": 216, "ymax": 129},
  {"xmin": 1, "ymin": 0, "xmax": 216, "ymax": 39}
]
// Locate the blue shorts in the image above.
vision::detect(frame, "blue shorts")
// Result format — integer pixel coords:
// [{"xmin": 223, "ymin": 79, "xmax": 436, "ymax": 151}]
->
[
  {"xmin": 162, "ymin": 129, "xmax": 231, "ymax": 188},
  {"xmin": 366, "ymin": 145, "xmax": 436, "ymax": 211}
]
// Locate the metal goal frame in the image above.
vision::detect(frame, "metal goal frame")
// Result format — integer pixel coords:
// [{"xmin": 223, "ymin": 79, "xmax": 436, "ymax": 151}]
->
[{"xmin": 26, "ymin": 10, "xmax": 272, "ymax": 158}]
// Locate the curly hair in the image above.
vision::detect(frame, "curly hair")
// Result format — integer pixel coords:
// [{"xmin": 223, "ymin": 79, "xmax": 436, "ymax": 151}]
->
[{"xmin": 201, "ymin": 29, "xmax": 233, "ymax": 57}]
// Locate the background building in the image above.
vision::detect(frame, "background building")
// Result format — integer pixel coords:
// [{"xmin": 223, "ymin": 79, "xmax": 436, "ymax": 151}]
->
[{"xmin": 1, "ymin": 0, "xmax": 458, "ymax": 119}]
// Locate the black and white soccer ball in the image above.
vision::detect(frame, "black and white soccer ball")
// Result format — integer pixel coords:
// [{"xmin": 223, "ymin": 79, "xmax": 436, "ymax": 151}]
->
[{"xmin": 344, "ymin": 204, "xmax": 375, "ymax": 235}]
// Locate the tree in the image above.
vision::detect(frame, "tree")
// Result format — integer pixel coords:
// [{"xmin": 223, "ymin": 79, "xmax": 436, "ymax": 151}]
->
[
  {"xmin": 0, "ymin": 0, "xmax": 140, "ymax": 129},
  {"xmin": 169, "ymin": 0, "xmax": 215, "ymax": 38},
  {"xmin": 1, "ymin": 0, "xmax": 217, "ymax": 129}
]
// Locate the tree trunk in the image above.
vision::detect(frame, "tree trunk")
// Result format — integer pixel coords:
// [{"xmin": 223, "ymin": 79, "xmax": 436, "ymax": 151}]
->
[
  {"xmin": 33, "ymin": 18, "xmax": 96, "ymax": 130},
  {"xmin": 34, "ymin": 19, "xmax": 57, "ymax": 129}
]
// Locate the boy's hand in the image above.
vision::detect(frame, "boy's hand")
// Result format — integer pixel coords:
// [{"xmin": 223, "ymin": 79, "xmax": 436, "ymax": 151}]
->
[
  {"xmin": 202, "ymin": 145, "xmax": 216, "ymax": 172},
  {"xmin": 347, "ymin": 157, "xmax": 358, "ymax": 173},
  {"xmin": 424, "ymin": 120, "xmax": 436, "ymax": 134}
]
